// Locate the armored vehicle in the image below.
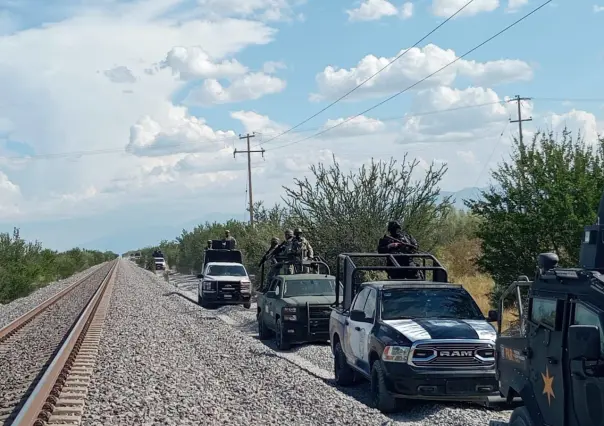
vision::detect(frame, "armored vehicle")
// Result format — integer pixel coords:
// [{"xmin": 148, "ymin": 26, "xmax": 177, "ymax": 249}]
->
[
  {"xmin": 197, "ymin": 239, "xmax": 252, "ymax": 309},
  {"xmin": 256, "ymin": 256, "xmax": 336, "ymax": 350},
  {"xmin": 490, "ymin": 192, "xmax": 604, "ymax": 426},
  {"xmin": 330, "ymin": 252, "xmax": 500, "ymax": 413}
]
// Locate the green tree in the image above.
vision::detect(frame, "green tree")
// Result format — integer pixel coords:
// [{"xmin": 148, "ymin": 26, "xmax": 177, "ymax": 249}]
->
[{"xmin": 466, "ymin": 129, "xmax": 604, "ymax": 305}]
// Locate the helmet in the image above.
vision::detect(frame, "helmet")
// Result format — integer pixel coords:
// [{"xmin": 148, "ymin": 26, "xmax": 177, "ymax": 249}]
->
[
  {"xmin": 284, "ymin": 229, "xmax": 293, "ymax": 238},
  {"xmin": 225, "ymin": 230, "xmax": 230, "ymax": 234},
  {"xmin": 271, "ymin": 237, "xmax": 279, "ymax": 244},
  {"xmin": 387, "ymin": 220, "xmax": 401, "ymax": 233},
  {"xmin": 294, "ymin": 227, "xmax": 302, "ymax": 236}
]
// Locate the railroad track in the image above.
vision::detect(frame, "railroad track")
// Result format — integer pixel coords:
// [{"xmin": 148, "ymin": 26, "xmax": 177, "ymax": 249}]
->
[{"xmin": 0, "ymin": 260, "xmax": 118, "ymax": 425}]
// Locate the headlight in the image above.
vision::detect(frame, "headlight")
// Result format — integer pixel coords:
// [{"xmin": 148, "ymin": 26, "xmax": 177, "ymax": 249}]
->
[
  {"xmin": 283, "ymin": 306, "xmax": 296, "ymax": 313},
  {"xmin": 382, "ymin": 346, "xmax": 410, "ymax": 363},
  {"xmin": 284, "ymin": 315, "xmax": 297, "ymax": 321}
]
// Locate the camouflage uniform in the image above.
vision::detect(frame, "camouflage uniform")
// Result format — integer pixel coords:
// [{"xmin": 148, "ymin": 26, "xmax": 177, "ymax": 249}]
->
[
  {"xmin": 292, "ymin": 228, "xmax": 314, "ymax": 273},
  {"xmin": 223, "ymin": 230, "xmax": 237, "ymax": 249}
]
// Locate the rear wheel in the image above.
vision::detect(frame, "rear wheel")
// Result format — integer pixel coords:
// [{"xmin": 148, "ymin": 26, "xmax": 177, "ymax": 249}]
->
[
  {"xmin": 370, "ymin": 361, "xmax": 398, "ymax": 413},
  {"xmin": 243, "ymin": 302, "xmax": 251, "ymax": 309},
  {"xmin": 509, "ymin": 407, "xmax": 535, "ymax": 426},
  {"xmin": 334, "ymin": 341, "xmax": 355, "ymax": 386},
  {"xmin": 258, "ymin": 314, "xmax": 271, "ymax": 340}
]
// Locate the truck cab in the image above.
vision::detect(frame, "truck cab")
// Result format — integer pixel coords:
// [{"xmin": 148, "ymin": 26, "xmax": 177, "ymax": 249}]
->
[
  {"xmin": 329, "ymin": 252, "xmax": 500, "ymax": 413},
  {"xmin": 491, "ymin": 251, "xmax": 604, "ymax": 424},
  {"xmin": 256, "ymin": 257, "xmax": 336, "ymax": 350},
  {"xmin": 197, "ymin": 240, "xmax": 251, "ymax": 309}
]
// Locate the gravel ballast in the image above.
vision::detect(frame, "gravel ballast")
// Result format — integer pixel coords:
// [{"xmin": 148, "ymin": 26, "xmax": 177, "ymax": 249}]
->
[
  {"xmin": 0, "ymin": 262, "xmax": 107, "ymax": 328},
  {"xmin": 83, "ymin": 262, "xmax": 512, "ymax": 426}
]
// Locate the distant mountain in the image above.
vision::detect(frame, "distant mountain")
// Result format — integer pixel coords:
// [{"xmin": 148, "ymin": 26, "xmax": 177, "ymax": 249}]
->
[{"xmin": 439, "ymin": 186, "xmax": 487, "ymax": 210}]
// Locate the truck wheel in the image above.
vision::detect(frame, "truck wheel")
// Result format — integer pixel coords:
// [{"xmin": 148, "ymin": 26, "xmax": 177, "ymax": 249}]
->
[
  {"xmin": 370, "ymin": 361, "xmax": 398, "ymax": 413},
  {"xmin": 509, "ymin": 407, "xmax": 535, "ymax": 426},
  {"xmin": 275, "ymin": 318, "xmax": 291, "ymax": 350},
  {"xmin": 243, "ymin": 302, "xmax": 251, "ymax": 309},
  {"xmin": 334, "ymin": 342, "xmax": 355, "ymax": 386},
  {"xmin": 258, "ymin": 315, "xmax": 272, "ymax": 340}
]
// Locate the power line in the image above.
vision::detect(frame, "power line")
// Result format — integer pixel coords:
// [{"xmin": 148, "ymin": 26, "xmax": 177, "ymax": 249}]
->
[
  {"xmin": 266, "ymin": 0, "xmax": 552, "ymax": 152},
  {"xmin": 259, "ymin": 0, "xmax": 477, "ymax": 146}
]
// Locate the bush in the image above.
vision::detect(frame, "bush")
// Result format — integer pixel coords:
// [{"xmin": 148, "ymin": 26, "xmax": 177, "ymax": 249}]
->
[{"xmin": 0, "ymin": 228, "xmax": 118, "ymax": 304}]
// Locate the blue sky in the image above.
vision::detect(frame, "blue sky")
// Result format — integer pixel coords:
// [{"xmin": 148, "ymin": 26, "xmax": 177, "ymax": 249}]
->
[{"xmin": 0, "ymin": 0, "xmax": 602, "ymax": 253}]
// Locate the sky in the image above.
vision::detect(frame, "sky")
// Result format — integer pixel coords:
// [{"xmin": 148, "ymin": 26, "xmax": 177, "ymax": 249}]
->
[{"xmin": 0, "ymin": 0, "xmax": 602, "ymax": 253}]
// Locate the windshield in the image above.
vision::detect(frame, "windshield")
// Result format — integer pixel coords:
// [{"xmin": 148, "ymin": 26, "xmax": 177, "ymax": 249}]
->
[
  {"xmin": 283, "ymin": 279, "xmax": 337, "ymax": 297},
  {"xmin": 206, "ymin": 264, "xmax": 247, "ymax": 277},
  {"xmin": 381, "ymin": 288, "xmax": 484, "ymax": 321}
]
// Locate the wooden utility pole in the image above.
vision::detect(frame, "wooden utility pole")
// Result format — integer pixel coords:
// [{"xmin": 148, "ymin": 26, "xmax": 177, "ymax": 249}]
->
[
  {"xmin": 233, "ymin": 133, "xmax": 265, "ymax": 226},
  {"xmin": 509, "ymin": 95, "xmax": 532, "ymax": 144}
]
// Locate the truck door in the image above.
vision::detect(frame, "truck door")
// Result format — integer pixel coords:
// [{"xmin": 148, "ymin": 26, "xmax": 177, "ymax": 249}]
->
[
  {"xmin": 527, "ymin": 295, "xmax": 565, "ymax": 425},
  {"xmin": 355, "ymin": 288, "xmax": 377, "ymax": 373},
  {"xmin": 263, "ymin": 278, "xmax": 282, "ymax": 329},
  {"xmin": 346, "ymin": 287, "xmax": 370, "ymax": 369},
  {"xmin": 568, "ymin": 301, "xmax": 604, "ymax": 426}
]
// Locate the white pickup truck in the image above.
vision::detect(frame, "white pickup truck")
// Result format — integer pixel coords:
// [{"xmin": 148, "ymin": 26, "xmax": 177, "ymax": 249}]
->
[{"xmin": 197, "ymin": 262, "xmax": 252, "ymax": 309}]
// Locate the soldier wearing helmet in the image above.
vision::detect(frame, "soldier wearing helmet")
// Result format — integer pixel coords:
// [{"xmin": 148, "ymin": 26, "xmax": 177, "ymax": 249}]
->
[
  {"xmin": 258, "ymin": 237, "xmax": 280, "ymax": 267},
  {"xmin": 206, "ymin": 240, "xmax": 212, "ymax": 249},
  {"xmin": 293, "ymin": 227, "xmax": 314, "ymax": 259},
  {"xmin": 377, "ymin": 220, "xmax": 420, "ymax": 279}
]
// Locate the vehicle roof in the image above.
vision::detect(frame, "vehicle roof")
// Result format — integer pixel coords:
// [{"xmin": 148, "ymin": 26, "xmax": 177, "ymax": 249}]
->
[
  {"xmin": 362, "ymin": 280, "xmax": 463, "ymax": 290},
  {"xmin": 279, "ymin": 274, "xmax": 335, "ymax": 281},
  {"xmin": 206, "ymin": 262, "xmax": 245, "ymax": 266}
]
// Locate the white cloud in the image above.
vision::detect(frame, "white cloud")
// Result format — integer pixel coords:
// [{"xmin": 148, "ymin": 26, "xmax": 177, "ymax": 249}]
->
[
  {"xmin": 127, "ymin": 103, "xmax": 237, "ymax": 157},
  {"xmin": 230, "ymin": 110, "xmax": 287, "ymax": 136},
  {"xmin": 431, "ymin": 0, "xmax": 500, "ymax": 17},
  {"xmin": 193, "ymin": 0, "xmax": 306, "ymax": 22},
  {"xmin": 594, "ymin": 4, "xmax": 604, "ymax": 12},
  {"xmin": 184, "ymin": 72, "xmax": 286, "ymax": 106},
  {"xmin": 159, "ymin": 46, "xmax": 249, "ymax": 80},
  {"xmin": 321, "ymin": 115, "xmax": 387, "ymax": 137},
  {"xmin": 263, "ymin": 61, "xmax": 287, "ymax": 74},
  {"xmin": 400, "ymin": 2, "xmax": 414, "ymax": 18},
  {"xmin": 346, "ymin": 0, "xmax": 398, "ymax": 21},
  {"xmin": 542, "ymin": 109, "xmax": 604, "ymax": 144},
  {"xmin": 310, "ymin": 44, "xmax": 533, "ymax": 102},
  {"xmin": 506, "ymin": 0, "xmax": 529, "ymax": 12},
  {"xmin": 104, "ymin": 66, "xmax": 137, "ymax": 83}
]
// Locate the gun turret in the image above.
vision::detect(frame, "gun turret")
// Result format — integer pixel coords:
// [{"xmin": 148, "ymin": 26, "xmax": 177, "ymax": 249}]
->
[{"xmin": 579, "ymin": 189, "xmax": 604, "ymax": 272}]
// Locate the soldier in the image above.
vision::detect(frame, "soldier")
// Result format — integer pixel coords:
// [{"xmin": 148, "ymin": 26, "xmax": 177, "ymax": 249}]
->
[
  {"xmin": 292, "ymin": 228, "xmax": 314, "ymax": 273},
  {"xmin": 258, "ymin": 237, "xmax": 280, "ymax": 267},
  {"xmin": 223, "ymin": 230, "xmax": 237, "ymax": 249},
  {"xmin": 377, "ymin": 220, "xmax": 421, "ymax": 280},
  {"xmin": 206, "ymin": 240, "xmax": 212, "ymax": 249}
]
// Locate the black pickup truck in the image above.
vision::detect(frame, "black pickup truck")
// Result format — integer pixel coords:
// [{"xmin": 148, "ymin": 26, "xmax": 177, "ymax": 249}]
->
[{"xmin": 329, "ymin": 253, "xmax": 499, "ymax": 413}]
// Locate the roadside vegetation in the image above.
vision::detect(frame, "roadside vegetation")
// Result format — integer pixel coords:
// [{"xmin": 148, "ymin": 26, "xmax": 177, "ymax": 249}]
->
[
  {"xmin": 128, "ymin": 129, "xmax": 604, "ymax": 312},
  {"xmin": 0, "ymin": 228, "xmax": 118, "ymax": 304}
]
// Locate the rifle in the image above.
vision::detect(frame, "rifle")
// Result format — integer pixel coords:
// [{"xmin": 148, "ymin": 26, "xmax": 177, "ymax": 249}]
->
[
  {"xmin": 258, "ymin": 245, "xmax": 279, "ymax": 267},
  {"xmin": 384, "ymin": 234, "xmax": 419, "ymax": 253}
]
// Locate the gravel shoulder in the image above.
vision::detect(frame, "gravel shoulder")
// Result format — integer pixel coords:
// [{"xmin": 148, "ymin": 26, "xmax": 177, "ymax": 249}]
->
[
  {"xmin": 84, "ymin": 262, "xmax": 512, "ymax": 426},
  {"xmin": 0, "ymin": 262, "xmax": 107, "ymax": 328}
]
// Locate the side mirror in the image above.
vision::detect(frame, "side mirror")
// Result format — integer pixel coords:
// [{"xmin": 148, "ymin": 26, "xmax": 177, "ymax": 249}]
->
[
  {"xmin": 197, "ymin": 274, "xmax": 204, "ymax": 279},
  {"xmin": 350, "ymin": 310, "xmax": 365, "ymax": 322},
  {"xmin": 487, "ymin": 310, "xmax": 499, "ymax": 322},
  {"xmin": 266, "ymin": 291, "xmax": 276, "ymax": 298},
  {"xmin": 568, "ymin": 325, "xmax": 601, "ymax": 361}
]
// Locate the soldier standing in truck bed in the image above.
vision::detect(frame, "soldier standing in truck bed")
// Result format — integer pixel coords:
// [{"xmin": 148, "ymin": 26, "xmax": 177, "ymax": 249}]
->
[
  {"xmin": 293, "ymin": 228, "xmax": 314, "ymax": 273},
  {"xmin": 223, "ymin": 230, "xmax": 237, "ymax": 249},
  {"xmin": 377, "ymin": 220, "xmax": 420, "ymax": 280},
  {"xmin": 259, "ymin": 237, "xmax": 280, "ymax": 267}
]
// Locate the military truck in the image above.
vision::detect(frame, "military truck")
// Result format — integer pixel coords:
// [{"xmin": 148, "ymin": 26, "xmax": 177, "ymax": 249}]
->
[
  {"xmin": 197, "ymin": 239, "xmax": 252, "ymax": 309},
  {"xmin": 489, "ymin": 192, "xmax": 604, "ymax": 426},
  {"xmin": 256, "ymin": 256, "xmax": 336, "ymax": 350},
  {"xmin": 330, "ymin": 252, "xmax": 501, "ymax": 413}
]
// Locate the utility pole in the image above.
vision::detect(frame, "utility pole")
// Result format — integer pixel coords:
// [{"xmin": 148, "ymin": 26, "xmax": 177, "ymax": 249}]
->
[
  {"xmin": 509, "ymin": 95, "xmax": 532, "ymax": 144},
  {"xmin": 233, "ymin": 132, "xmax": 265, "ymax": 227}
]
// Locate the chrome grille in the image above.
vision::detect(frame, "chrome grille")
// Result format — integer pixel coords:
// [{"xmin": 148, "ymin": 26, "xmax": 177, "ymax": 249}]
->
[
  {"xmin": 411, "ymin": 341, "xmax": 495, "ymax": 368},
  {"xmin": 219, "ymin": 281, "xmax": 241, "ymax": 291},
  {"xmin": 308, "ymin": 305, "xmax": 332, "ymax": 319}
]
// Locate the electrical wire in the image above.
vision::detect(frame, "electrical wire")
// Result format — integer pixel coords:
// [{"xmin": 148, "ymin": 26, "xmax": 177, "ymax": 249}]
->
[
  {"xmin": 266, "ymin": 0, "xmax": 552, "ymax": 152},
  {"xmin": 260, "ymin": 0, "xmax": 477, "ymax": 146}
]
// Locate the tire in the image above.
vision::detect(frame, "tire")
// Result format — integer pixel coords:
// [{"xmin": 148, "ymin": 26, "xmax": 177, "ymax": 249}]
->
[
  {"xmin": 370, "ymin": 361, "xmax": 398, "ymax": 413},
  {"xmin": 509, "ymin": 407, "xmax": 535, "ymax": 426},
  {"xmin": 275, "ymin": 318, "xmax": 291, "ymax": 350},
  {"xmin": 243, "ymin": 302, "xmax": 251, "ymax": 309},
  {"xmin": 258, "ymin": 315, "xmax": 272, "ymax": 340},
  {"xmin": 334, "ymin": 341, "xmax": 355, "ymax": 386}
]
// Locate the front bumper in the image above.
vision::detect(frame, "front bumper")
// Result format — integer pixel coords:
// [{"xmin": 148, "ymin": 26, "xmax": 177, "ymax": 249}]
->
[
  {"xmin": 382, "ymin": 363, "xmax": 498, "ymax": 401},
  {"xmin": 281, "ymin": 320, "xmax": 329, "ymax": 343},
  {"xmin": 201, "ymin": 291, "xmax": 251, "ymax": 305}
]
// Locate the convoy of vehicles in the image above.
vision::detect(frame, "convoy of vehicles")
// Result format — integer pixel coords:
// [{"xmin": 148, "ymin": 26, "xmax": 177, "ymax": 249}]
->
[
  {"xmin": 256, "ymin": 257, "xmax": 336, "ymax": 350},
  {"xmin": 197, "ymin": 240, "xmax": 252, "ymax": 309},
  {"xmin": 330, "ymin": 252, "xmax": 499, "ymax": 413}
]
